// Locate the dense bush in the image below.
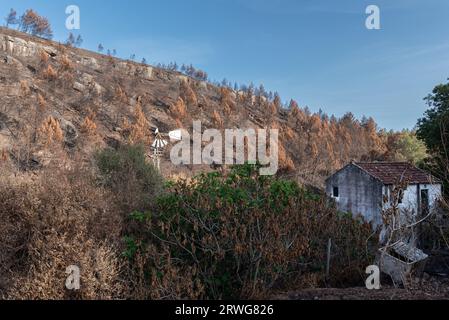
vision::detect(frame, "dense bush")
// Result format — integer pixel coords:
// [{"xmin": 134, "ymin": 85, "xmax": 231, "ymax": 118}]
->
[
  {"xmin": 95, "ymin": 144, "xmax": 163, "ymax": 213},
  {"xmin": 1, "ymin": 152, "xmax": 376, "ymax": 299},
  {"xmin": 0, "ymin": 166, "xmax": 124, "ymax": 299},
  {"xmin": 125, "ymin": 164, "xmax": 376, "ymax": 299}
]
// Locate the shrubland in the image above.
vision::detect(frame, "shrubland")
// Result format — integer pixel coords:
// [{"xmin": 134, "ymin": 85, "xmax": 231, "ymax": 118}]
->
[{"xmin": 0, "ymin": 147, "xmax": 376, "ymax": 299}]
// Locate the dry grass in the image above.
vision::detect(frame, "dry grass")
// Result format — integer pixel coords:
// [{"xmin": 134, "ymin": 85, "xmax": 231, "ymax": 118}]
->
[
  {"xmin": 114, "ymin": 85, "xmax": 128, "ymax": 104},
  {"xmin": 20, "ymin": 80, "xmax": 31, "ymax": 97},
  {"xmin": 211, "ymin": 110, "xmax": 224, "ymax": 128},
  {"xmin": 42, "ymin": 65, "xmax": 57, "ymax": 81},
  {"xmin": 180, "ymin": 81, "xmax": 198, "ymax": 107},
  {"xmin": 0, "ymin": 165, "xmax": 125, "ymax": 300},
  {"xmin": 80, "ymin": 116, "xmax": 97, "ymax": 136},
  {"xmin": 59, "ymin": 55, "xmax": 74, "ymax": 72},
  {"xmin": 38, "ymin": 49, "xmax": 49, "ymax": 66},
  {"xmin": 220, "ymin": 87, "xmax": 235, "ymax": 114},
  {"xmin": 37, "ymin": 93, "xmax": 46, "ymax": 112}
]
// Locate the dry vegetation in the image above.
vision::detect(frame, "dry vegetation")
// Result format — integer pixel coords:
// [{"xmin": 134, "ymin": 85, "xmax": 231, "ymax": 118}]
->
[
  {"xmin": 0, "ymin": 165, "xmax": 124, "ymax": 299},
  {"xmin": 123, "ymin": 164, "xmax": 376, "ymax": 299},
  {"xmin": 0, "ymin": 154, "xmax": 375, "ymax": 300}
]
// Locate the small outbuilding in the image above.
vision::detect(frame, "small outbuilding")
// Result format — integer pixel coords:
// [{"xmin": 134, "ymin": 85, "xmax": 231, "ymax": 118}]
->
[{"xmin": 326, "ymin": 162, "xmax": 442, "ymax": 228}]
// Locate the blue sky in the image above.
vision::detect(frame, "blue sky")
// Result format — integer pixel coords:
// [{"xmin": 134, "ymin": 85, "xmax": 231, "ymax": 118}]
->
[{"xmin": 1, "ymin": 0, "xmax": 449, "ymax": 130}]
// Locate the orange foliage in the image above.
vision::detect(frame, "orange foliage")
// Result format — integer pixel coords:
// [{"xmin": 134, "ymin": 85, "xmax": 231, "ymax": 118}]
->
[
  {"xmin": 115, "ymin": 86, "xmax": 128, "ymax": 104},
  {"xmin": 20, "ymin": 80, "xmax": 30, "ymax": 97},
  {"xmin": 80, "ymin": 116, "xmax": 97, "ymax": 136},
  {"xmin": 42, "ymin": 65, "xmax": 57, "ymax": 80},
  {"xmin": 212, "ymin": 110, "xmax": 224, "ymax": 128},
  {"xmin": 220, "ymin": 87, "xmax": 235, "ymax": 114},
  {"xmin": 37, "ymin": 93, "xmax": 46, "ymax": 112},
  {"xmin": 284, "ymin": 126, "xmax": 295, "ymax": 140},
  {"xmin": 127, "ymin": 101, "xmax": 151, "ymax": 145},
  {"xmin": 180, "ymin": 81, "xmax": 198, "ymax": 107},
  {"xmin": 0, "ymin": 149, "xmax": 8, "ymax": 162},
  {"xmin": 38, "ymin": 116, "xmax": 64, "ymax": 146},
  {"xmin": 278, "ymin": 142, "xmax": 295, "ymax": 172},
  {"xmin": 170, "ymin": 97, "xmax": 187, "ymax": 119},
  {"xmin": 59, "ymin": 55, "xmax": 74, "ymax": 72},
  {"xmin": 38, "ymin": 50, "xmax": 49, "ymax": 66}
]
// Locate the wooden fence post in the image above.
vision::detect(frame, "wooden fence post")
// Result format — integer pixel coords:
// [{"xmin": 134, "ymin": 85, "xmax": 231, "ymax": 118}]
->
[{"xmin": 326, "ymin": 238, "xmax": 332, "ymax": 280}]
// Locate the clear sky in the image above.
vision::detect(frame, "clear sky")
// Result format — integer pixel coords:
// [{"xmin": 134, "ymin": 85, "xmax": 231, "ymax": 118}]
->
[{"xmin": 1, "ymin": 0, "xmax": 449, "ymax": 130}]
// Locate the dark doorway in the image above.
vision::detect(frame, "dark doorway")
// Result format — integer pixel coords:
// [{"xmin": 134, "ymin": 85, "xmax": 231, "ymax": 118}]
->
[{"xmin": 421, "ymin": 189, "xmax": 429, "ymax": 216}]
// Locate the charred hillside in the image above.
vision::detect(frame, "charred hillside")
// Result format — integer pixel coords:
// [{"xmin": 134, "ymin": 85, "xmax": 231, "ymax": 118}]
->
[{"xmin": 0, "ymin": 27, "xmax": 388, "ymax": 185}]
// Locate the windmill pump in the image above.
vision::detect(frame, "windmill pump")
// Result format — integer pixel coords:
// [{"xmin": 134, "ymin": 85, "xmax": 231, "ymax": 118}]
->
[{"xmin": 149, "ymin": 127, "xmax": 183, "ymax": 170}]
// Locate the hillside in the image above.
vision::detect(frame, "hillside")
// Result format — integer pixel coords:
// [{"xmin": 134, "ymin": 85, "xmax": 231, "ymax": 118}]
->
[{"xmin": 0, "ymin": 27, "xmax": 388, "ymax": 185}]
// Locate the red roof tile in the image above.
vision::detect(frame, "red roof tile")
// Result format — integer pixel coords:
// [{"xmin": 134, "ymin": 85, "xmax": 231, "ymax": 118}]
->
[{"xmin": 354, "ymin": 162, "xmax": 439, "ymax": 185}]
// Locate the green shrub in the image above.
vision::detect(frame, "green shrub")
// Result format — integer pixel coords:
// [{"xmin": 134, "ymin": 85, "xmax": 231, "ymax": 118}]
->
[
  {"xmin": 125, "ymin": 163, "xmax": 376, "ymax": 299},
  {"xmin": 96, "ymin": 144, "xmax": 163, "ymax": 213}
]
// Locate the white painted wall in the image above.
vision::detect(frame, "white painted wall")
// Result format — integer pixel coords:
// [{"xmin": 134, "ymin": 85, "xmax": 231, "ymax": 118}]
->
[
  {"xmin": 381, "ymin": 183, "xmax": 442, "ymax": 245},
  {"xmin": 382, "ymin": 184, "xmax": 442, "ymax": 217}
]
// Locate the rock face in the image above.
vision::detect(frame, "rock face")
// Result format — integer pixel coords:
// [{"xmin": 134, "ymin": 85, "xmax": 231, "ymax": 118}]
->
[
  {"xmin": 0, "ymin": 29, "xmax": 154, "ymax": 82},
  {"xmin": 115, "ymin": 62, "xmax": 153, "ymax": 80},
  {"xmin": 57, "ymin": 116, "xmax": 79, "ymax": 148},
  {"xmin": 73, "ymin": 82, "xmax": 85, "ymax": 92},
  {"xmin": 80, "ymin": 57, "xmax": 101, "ymax": 71},
  {"xmin": 198, "ymin": 81, "xmax": 208, "ymax": 90},
  {"xmin": 177, "ymin": 75, "xmax": 190, "ymax": 84},
  {"xmin": 0, "ymin": 27, "xmax": 268, "ymax": 177},
  {"xmin": 1, "ymin": 84, "xmax": 20, "ymax": 96},
  {"xmin": 141, "ymin": 66, "xmax": 153, "ymax": 80},
  {"xmin": 1, "ymin": 34, "xmax": 57, "ymax": 57},
  {"xmin": 80, "ymin": 73, "xmax": 104, "ymax": 94}
]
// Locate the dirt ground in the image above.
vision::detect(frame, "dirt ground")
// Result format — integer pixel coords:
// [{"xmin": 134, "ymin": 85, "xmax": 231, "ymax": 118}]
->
[{"xmin": 274, "ymin": 274, "xmax": 449, "ymax": 300}]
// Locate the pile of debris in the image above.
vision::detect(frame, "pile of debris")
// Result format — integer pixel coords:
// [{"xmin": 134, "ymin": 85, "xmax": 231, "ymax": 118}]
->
[{"xmin": 378, "ymin": 241, "xmax": 428, "ymax": 287}]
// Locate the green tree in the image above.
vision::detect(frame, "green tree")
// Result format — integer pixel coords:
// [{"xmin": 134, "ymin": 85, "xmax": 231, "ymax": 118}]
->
[
  {"xmin": 417, "ymin": 80, "xmax": 449, "ymax": 154},
  {"xmin": 417, "ymin": 79, "xmax": 449, "ymax": 187},
  {"xmin": 394, "ymin": 130, "xmax": 428, "ymax": 165},
  {"xmin": 96, "ymin": 144, "xmax": 163, "ymax": 212}
]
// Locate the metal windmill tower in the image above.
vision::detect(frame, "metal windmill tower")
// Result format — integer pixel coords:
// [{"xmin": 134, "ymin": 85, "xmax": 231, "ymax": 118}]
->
[{"xmin": 149, "ymin": 127, "xmax": 182, "ymax": 171}]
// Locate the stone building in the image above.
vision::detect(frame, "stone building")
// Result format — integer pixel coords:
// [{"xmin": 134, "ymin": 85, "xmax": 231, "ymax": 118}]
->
[{"xmin": 326, "ymin": 162, "xmax": 442, "ymax": 228}]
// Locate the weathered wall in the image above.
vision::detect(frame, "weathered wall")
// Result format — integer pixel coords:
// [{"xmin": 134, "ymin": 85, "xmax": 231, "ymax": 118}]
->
[
  {"xmin": 326, "ymin": 164, "xmax": 443, "ymax": 229},
  {"xmin": 326, "ymin": 164, "xmax": 383, "ymax": 226},
  {"xmin": 382, "ymin": 183, "xmax": 442, "ymax": 216}
]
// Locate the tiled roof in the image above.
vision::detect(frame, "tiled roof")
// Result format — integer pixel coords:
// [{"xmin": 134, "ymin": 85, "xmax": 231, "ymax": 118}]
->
[{"xmin": 354, "ymin": 162, "xmax": 439, "ymax": 185}]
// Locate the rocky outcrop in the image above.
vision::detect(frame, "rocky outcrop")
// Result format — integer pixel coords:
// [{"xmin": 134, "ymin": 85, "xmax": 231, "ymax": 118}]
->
[
  {"xmin": 1, "ymin": 33, "xmax": 57, "ymax": 58},
  {"xmin": 198, "ymin": 81, "xmax": 208, "ymax": 90},
  {"xmin": 79, "ymin": 56, "xmax": 101, "ymax": 71},
  {"xmin": 50, "ymin": 114, "xmax": 79, "ymax": 148},
  {"xmin": 177, "ymin": 74, "xmax": 190, "ymax": 84},
  {"xmin": 141, "ymin": 66, "xmax": 153, "ymax": 80},
  {"xmin": 73, "ymin": 82, "xmax": 85, "ymax": 92},
  {"xmin": 73, "ymin": 73, "xmax": 104, "ymax": 94},
  {"xmin": 115, "ymin": 61, "xmax": 153, "ymax": 80}
]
